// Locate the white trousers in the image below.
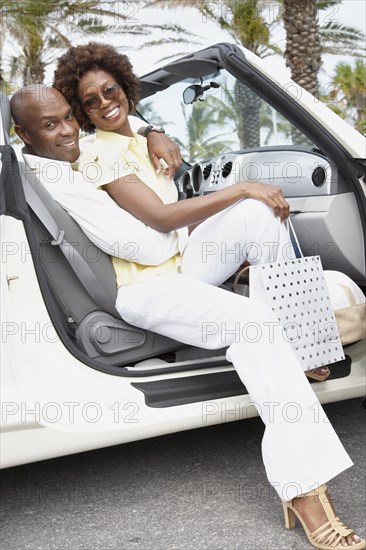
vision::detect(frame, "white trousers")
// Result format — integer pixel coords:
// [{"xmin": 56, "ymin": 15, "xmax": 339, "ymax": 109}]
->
[{"xmin": 116, "ymin": 200, "xmax": 353, "ymax": 501}]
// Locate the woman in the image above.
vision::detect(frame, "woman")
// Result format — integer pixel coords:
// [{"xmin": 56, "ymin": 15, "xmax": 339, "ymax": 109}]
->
[{"xmin": 54, "ymin": 43, "xmax": 364, "ymax": 549}]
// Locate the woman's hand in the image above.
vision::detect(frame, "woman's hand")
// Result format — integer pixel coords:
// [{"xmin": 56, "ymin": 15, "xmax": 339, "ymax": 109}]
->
[
  {"xmin": 145, "ymin": 132, "xmax": 183, "ymax": 179},
  {"xmin": 241, "ymin": 181, "xmax": 289, "ymax": 221}
]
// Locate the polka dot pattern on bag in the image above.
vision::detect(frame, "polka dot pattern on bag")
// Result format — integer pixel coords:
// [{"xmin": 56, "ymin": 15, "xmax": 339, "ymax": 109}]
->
[{"xmin": 250, "ymin": 256, "xmax": 345, "ymax": 371}]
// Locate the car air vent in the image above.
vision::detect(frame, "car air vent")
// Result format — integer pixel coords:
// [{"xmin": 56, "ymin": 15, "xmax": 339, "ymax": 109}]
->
[
  {"xmin": 312, "ymin": 166, "xmax": 327, "ymax": 187},
  {"xmin": 182, "ymin": 171, "xmax": 193, "ymax": 198},
  {"xmin": 222, "ymin": 161, "xmax": 233, "ymax": 178},
  {"xmin": 312, "ymin": 147, "xmax": 326, "ymax": 157},
  {"xmin": 192, "ymin": 164, "xmax": 202, "ymax": 193},
  {"xmin": 203, "ymin": 164, "xmax": 212, "ymax": 180}
]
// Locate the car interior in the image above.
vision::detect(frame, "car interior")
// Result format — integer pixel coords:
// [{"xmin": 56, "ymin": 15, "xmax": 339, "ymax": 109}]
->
[{"xmin": 1, "ymin": 43, "xmax": 365, "ymax": 407}]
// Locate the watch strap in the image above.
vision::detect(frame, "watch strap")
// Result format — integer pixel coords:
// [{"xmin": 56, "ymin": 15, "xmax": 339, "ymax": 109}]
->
[{"xmin": 144, "ymin": 125, "xmax": 166, "ymax": 138}]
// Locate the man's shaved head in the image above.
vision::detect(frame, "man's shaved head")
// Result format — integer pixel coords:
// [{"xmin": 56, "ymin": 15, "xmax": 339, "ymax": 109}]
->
[
  {"xmin": 11, "ymin": 85, "xmax": 61, "ymax": 127},
  {"xmin": 11, "ymin": 84, "xmax": 80, "ymax": 162}
]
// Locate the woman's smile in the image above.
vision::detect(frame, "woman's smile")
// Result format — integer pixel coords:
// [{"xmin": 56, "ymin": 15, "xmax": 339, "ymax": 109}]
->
[
  {"xmin": 77, "ymin": 69, "xmax": 132, "ymax": 136},
  {"xmin": 103, "ymin": 105, "xmax": 120, "ymax": 119}
]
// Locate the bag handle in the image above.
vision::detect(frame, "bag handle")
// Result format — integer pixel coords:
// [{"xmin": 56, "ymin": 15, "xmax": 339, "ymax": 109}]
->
[
  {"xmin": 286, "ymin": 217, "xmax": 304, "ymax": 259},
  {"xmin": 233, "ymin": 216, "xmax": 303, "ymax": 294},
  {"xmin": 233, "ymin": 265, "xmax": 250, "ymax": 294}
]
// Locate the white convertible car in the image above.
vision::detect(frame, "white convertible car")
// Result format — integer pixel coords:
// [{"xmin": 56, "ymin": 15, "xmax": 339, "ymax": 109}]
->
[{"xmin": 1, "ymin": 43, "xmax": 365, "ymax": 469}]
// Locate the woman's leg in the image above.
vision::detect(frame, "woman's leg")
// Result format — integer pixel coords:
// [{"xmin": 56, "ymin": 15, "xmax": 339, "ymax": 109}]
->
[
  {"xmin": 182, "ymin": 198, "xmax": 328, "ymax": 380},
  {"xmin": 116, "ymin": 273, "xmax": 353, "ymax": 501},
  {"xmin": 182, "ymin": 199, "xmax": 295, "ymax": 286}
]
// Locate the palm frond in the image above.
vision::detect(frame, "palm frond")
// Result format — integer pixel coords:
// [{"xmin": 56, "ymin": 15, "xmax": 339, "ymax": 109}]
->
[
  {"xmin": 321, "ymin": 22, "xmax": 366, "ymax": 57},
  {"xmin": 316, "ymin": 0, "xmax": 342, "ymax": 9},
  {"xmin": 139, "ymin": 37, "xmax": 202, "ymax": 49},
  {"xmin": 147, "ymin": 0, "xmax": 203, "ymax": 8},
  {"xmin": 9, "ymin": 55, "xmax": 22, "ymax": 80},
  {"xmin": 138, "ymin": 23, "xmax": 202, "ymax": 35},
  {"xmin": 46, "ymin": 25, "xmax": 73, "ymax": 49},
  {"xmin": 321, "ymin": 21, "xmax": 366, "ymax": 40}
]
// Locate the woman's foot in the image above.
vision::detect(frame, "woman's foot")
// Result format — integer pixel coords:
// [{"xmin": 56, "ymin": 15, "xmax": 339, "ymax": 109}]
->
[
  {"xmin": 305, "ymin": 366, "xmax": 331, "ymax": 382},
  {"xmin": 289, "ymin": 486, "xmax": 364, "ymax": 547}
]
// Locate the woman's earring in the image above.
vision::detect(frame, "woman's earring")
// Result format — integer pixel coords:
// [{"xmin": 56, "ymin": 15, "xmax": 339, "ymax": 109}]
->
[
  {"xmin": 128, "ymin": 99, "xmax": 135, "ymax": 113},
  {"xmin": 82, "ymin": 121, "xmax": 96, "ymax": 133}
]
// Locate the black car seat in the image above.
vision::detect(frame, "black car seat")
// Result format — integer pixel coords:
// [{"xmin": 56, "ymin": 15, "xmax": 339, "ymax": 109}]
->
[{"xmin": 1, "ymin": 92, "xmax": 184, "ymax": 366}]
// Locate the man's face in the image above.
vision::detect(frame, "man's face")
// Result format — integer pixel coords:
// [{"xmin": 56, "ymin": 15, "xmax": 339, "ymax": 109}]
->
[{"xmin": 16, "ymin": 88, "xmax": 80, "ymax": 162}]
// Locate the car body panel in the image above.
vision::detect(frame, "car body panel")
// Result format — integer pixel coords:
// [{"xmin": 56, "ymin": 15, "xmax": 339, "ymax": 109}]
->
[{"xmin": 1, "ymin": 43, "xmax": 365, "ymax": 469}]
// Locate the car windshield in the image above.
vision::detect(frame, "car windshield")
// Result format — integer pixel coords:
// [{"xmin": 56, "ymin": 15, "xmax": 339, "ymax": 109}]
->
[{"xmin": 137, "ymin": 68, "xmax": 315, "ymax": 163}]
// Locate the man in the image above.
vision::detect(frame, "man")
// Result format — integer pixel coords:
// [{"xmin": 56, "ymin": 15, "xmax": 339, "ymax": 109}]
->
[
  {"xmin": 10, "ymin": 85, "xmax": 366, "ymax": 549},
  {"xmin": 11, "ymin": 84, "xmax": 186, "ymax": 264}
]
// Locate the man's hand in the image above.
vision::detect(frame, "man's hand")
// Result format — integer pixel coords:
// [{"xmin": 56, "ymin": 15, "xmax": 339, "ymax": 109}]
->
[{"xmin": 146, "ymin": 132, "xmax": 182, "ymax": 179}]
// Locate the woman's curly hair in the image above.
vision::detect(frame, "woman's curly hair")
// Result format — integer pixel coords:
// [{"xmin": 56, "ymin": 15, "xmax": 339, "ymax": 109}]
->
[{"xmin": 53, "ymin": 42, "xmax": 140, "ymax": 133}]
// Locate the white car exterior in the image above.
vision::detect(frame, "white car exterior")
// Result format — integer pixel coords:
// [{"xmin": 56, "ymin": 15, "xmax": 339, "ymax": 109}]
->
[{"xmin": 1, "ymin": 43, "xmax": 365, "ymax": 469}]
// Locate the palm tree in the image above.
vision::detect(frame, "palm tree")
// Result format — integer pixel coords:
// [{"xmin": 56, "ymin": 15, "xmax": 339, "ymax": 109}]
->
[
  {"xmin": 148, "ymin": 0, "xmax": 365, "ymax": 147},
  {"xmin": 283, "ymin": 0, "xmax": 321, "ymax": 97},
  {"xmin": 282, "ymin": 0, "xmax": 365, "ymax": 142},
  {"xmin": 0, "ymin": 0, "xmax": 134, "ymax": 85},
  {"xmin": 136, "ymin": 100, "xmax": 166, "ymax": 127},
  {"xmin": 329, "ymin": 60, "xmax": 366, "ymax": 134},
  {"xmin": 174, "ymin": 100, "xmax": 236, "ymax": 162},
  {"xmin": 282, "ymin": 0, "xmax": 365, "ymax": 97},
  {"xmin": 149, "ymin": 0, "xmax": 281, "ymax": 149}
]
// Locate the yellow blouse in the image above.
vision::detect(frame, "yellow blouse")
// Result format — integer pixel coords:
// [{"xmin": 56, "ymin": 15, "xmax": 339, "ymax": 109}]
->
[{"xmin": 78, "ymin": 130, "xmax": 188, "ymax": 287}]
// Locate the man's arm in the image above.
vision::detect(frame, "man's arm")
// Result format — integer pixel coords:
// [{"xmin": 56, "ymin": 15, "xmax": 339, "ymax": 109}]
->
[
  {"xmin": 143, "ymin": 131, "xmax": 182, "ymax": 179},
  {"xmin": 128, "ymin": 115, "xmax": 182, "ymax": 179}
]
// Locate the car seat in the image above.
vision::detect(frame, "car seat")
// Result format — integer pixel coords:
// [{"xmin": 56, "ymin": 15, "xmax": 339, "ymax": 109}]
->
[{"xmin": 1, "ymin": 92, "xmax": 185, "ymax": 366}]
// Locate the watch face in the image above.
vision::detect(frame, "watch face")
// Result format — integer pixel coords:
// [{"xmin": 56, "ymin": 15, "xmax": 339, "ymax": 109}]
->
[{"xmin": 145, "ymin": 125, "xmax": 165, "ymax": 137}]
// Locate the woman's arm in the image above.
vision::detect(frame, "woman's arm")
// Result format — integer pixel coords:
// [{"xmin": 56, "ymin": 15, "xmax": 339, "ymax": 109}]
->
[{"xmin": 103, "ymin": 173, "xmax": 289, "ymax": 233}]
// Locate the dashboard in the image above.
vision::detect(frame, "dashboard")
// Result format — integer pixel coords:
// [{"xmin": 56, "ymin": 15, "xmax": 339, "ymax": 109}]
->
[{"xmin": 175, "ymin": 147, "xmax": 343, "ymax": 199}]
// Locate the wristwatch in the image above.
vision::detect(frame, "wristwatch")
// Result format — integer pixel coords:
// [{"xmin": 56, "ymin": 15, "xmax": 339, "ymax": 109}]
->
[{"xmin": 144, "ymin": 124, "xmax": 166, "ymax": 138}]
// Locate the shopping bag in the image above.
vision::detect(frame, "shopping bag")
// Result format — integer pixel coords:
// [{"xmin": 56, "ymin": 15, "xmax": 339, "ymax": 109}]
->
[
  {"xmin": 241, "ymin": 219, "xmax": 345, "ymax": 371},
  {"xmin": 324, "ymin": 271, "xmax": 366, "ymax": 345}
]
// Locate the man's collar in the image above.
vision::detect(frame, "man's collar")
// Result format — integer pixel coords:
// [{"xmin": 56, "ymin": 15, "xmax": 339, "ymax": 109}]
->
[{"xmin": 22, "ymin": 152, "xmax": 77, "ymax": 171}]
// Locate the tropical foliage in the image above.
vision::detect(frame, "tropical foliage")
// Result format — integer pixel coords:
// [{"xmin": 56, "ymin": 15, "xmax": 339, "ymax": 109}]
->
[
  {"xmin": 173, "ymin": 100, "xmax": 236, "ymax": 162},
  {"xmin": 326, "ymin": 60, "xmax": 366, "ymax": 134},
  {"xmin": 148, "ymin": 0, "xmax": 365, "ymax": 147},
  {"xmin": 0, "ymin": 0, "xmax": 135, "ymax": 86}
]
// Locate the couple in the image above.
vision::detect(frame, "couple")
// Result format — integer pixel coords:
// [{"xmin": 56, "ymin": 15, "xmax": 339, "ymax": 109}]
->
[{"xmin": 10, "ymin": 42, "xmax": 365, "ymax": 550}]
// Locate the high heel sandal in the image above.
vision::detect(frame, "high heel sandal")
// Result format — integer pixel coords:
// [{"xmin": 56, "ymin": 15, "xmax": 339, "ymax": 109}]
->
[
  {"xmin": 305, "ymin": 367, "xmax": 330, "ymax": 382},
  {"xmin": 282, "ymin": 485, "xmax": 365, "ymax": 549}
]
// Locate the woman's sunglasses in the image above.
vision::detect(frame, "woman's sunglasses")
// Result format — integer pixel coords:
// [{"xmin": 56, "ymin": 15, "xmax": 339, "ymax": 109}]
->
[{"xmin": 82, "ymin": 83, "xmax": 123, "ymax": 113}]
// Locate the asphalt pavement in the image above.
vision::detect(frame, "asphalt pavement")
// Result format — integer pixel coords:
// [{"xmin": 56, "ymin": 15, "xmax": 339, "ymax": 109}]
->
[{"xmin": 1, "ymin": 397, "xmax": 365, "ymax": 550}]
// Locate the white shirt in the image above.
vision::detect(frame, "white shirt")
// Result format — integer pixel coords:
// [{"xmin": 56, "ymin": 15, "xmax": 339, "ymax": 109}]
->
[{"xmin": 22, "ymin": 152, "xmax": 184, "ymax": 267}]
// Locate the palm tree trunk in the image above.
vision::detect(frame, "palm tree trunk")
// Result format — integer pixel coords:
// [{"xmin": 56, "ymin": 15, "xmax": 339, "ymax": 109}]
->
[
  {"xmin": 234, "ymin": 81, "xmax": 261, "ymax": 148},
  {"xmin": 283, "ymin": 0, "xmax": 322, "ymax": 97},
  {"xmin": 355, "ymin": 92, "xmax": 365, "ymax": 133},
  {"xmin": 283, "ymin": 0, "xmax": 321, "ymax": 144},
  {"xmin": 0, "ymin": 18, "xmax": 5, "ymax": 87},
  {"xmin": 23, "ymin": 60, "xmax": 46, "ymax": 85}
]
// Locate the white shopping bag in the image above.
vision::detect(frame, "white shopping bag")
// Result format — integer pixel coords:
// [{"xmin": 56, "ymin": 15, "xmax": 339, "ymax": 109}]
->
[{"xmin": 248, "ymin": 220, "xmax": 345, "ymax": 371}]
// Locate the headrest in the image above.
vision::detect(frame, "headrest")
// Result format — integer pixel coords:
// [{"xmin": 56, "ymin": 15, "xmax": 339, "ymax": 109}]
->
[{"xmin": 0, "ymin": 92, "xmax": 11, "ymax": 144}]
